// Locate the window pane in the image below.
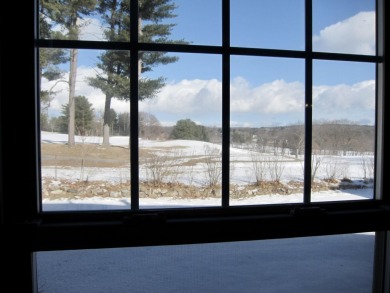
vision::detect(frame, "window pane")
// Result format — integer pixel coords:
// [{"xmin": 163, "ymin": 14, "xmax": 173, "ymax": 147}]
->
[
  {"xmin": 40, "ymin": 49, "xmax": 131, "ymax": 211},
  {"xmin": 139, "ymin": 52, "xmax": 222, "ymax": 209},
  {"xmin": 39, "ymin": 0, "xmax": 130, "ymax": 42},
  {"xmin": 36, "ymin": 232, "xmax": 375, "ymax": 292},
  {"xmin": 231, "ymin": 0, "xmax": 305, "ymax": 50},
  {"xmin": 230, "ymin": 56, "xmax": 305, "ymax": 206},
  {"xmin": 141, "ymin": 0, "xmax": 222, "ymax": 46},
  {"xmin": 312, "ymin": 60, "xmax": 375, "ymax": 201},
  {"xmin": 313, "ymin": 0, "xmax": 376, "ymax": 55}
]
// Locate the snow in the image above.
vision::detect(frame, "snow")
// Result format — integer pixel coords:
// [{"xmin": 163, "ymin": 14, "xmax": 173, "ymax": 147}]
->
[{"xmin": 37, "ymin": 132, "xmax": 376, "ymax": 292}]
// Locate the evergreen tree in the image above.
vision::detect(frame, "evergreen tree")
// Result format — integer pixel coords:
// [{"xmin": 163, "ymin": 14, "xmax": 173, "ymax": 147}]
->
[
  {"xmin": 39, "ymin": 1, "xmax": 68, "ymax": 131},
  {"xmin": 171, "ymin": 119, "xmax": 209, "ymax": 142},
  {"xmin": 59, "ymin": 96, "xmax": 95, "ymax": 136},
  {"xmin": 40, "ymin": 0, "xmax": 97, "ymax": 146},
  {"xmin": 88, "ymin": 0, "xmax": 186, "ymax": 146}
]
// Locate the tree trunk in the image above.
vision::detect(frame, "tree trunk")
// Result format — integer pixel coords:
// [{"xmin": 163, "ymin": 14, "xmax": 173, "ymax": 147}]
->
[
  {"xmin": 102, "ymin": 95, "xmax": 112, "ymax": 146},
  {"xmin": 103, "ymin": 124, "xmax": 110, "ymax": 146},
  {"xmin": 68, "ymin": 48, "xmax": 78, "ymax": 147}
]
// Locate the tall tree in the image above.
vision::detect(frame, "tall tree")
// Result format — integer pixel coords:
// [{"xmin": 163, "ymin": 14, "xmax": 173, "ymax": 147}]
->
[
  {"xmin": 39, "ymin": 2, "xmax": 68, "ymax": 130},
  {"xmin": 88, "ymin": 0, "xmax": 186, "ymax": 146},
  {"xmin": 41, "ymin": 0, "xmax": 97, "ymax": 146}
]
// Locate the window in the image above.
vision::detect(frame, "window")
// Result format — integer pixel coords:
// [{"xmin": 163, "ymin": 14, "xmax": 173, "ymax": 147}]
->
[
  {"xmin": 37, "ymin": 0, "xmax": 381, "ymax": 211},
  {"xmin": 0, "ymin": 1, "xmax": 388, "ymax": 292}
]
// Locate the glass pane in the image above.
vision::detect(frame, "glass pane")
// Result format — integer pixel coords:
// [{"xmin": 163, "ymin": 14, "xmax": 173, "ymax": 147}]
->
[
  {"xmin": 230, "ymin": 56, "xmax": 305, "ymax": 206},
  {"xmin": 231, "ymin": 0, "xmax": 305, "ymax": 50},
  {"xmin": 37, "ymin": 232, "xmax": 375, "ymax": 292},
  {"xmin": 141, "ymin": 0, "xmax": 221, "ymax": 46},
  {"xmin": 313, "ymin": 0, "xmax": 376, "ymax": 55},
  {"xmin": 139, "ymin": 52, "xmax": 222, "ymax": 208},
  {"xmin": 40, "ymin": 48, "xmax": 131, "ymax": 211},
  {"xmin": 39, "ymin": 0, "xmax": 130, "ymax": 42},
  {"xmin": 312, "ymin": 60, "xmax": 375, "ymax": 201}
]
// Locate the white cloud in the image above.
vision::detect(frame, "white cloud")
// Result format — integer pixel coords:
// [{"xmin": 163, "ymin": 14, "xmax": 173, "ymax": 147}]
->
[
  {"xmin": 42, "ymin": 70, "xmax": 375, "ymax": 126},
  {"xmin": 140, "ymin": 79, "xmax": 222, "ymax": 114},
  {"xmin": 141, "ymin": 78, "xmax": 305, "ymax": 116},
  {"xmin": 313, "ymin": 11, "xmax": 375, "ymax": 55},
  {"xmin": 230, "ymin": 77, "xmax": 304, "ymax": 114},
  {"xmin": 313, "ymin": 80, "xmax": 375, "ymax": 111}
]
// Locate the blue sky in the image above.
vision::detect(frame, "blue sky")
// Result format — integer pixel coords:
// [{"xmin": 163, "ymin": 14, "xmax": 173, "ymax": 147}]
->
[{"xmin": 44, "ymin": 0, "xmax": 377, "ymax": 127}]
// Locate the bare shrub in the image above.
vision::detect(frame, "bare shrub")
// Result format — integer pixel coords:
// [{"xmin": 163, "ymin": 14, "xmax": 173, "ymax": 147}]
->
[
  {"xmin": 267, "ymin": 155, "xmax": 285, "ymax": 182},
  {"xmin": 360, "ymin": 153, "xmax": 374, "ymax": 180},
  {"xmin": 299, "ymin": 154, "xmax": 323, "ymax": 184},
  {"xmin": 324, "ymin": 156, "xmax": 349, "ymax": 181},
  {"xmin": 143, "ymin": 148, "xmax": 183, "ymax": 186},
  {"xmin": 250, "ymin": 148, "xmax": 267, "ymax": 186},
  {"xmin": 203, "ymin": 145, "xmax": 222, "ymax": 188},
  {"xmin": 78, "ymin": 134, "xmax": 101, "ymax": 182}
]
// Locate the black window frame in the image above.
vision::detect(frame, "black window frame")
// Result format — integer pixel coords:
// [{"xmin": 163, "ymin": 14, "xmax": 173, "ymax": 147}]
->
[{"xmin": 0, "ymin": 0, "xmax": 389, "ymax": 292}]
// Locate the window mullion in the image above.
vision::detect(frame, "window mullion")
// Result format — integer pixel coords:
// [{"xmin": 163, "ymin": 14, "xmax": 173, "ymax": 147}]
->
[
  {"xmin": 372, "ymin": 0, "xmax": 389, "ymax": 289},
  {"xmin": 374, "ymin": 0, "xmax": 385, "ymax": 202},
  {"xmin": 221, "ymin": 0, "xmax": 230, "ymax": 208},
  {"xmin": 303, "ymin": 0, "xmax": 313, "ymax": 204},
  {"xmin": 130, "ymin": 0, "xmax": 139, "ymax": 211}
]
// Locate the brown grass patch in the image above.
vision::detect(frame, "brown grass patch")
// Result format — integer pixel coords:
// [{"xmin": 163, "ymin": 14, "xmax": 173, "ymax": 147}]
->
[{"xmin": 41, "ymin": 143, "xmax": 130, "ymax": 168}]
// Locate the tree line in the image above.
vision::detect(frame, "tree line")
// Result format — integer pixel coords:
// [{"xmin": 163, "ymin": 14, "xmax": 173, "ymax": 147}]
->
[
  {"xmin": 230, "ymin": 120, "xmax": 375, "ymax": 156},
  {"xmin": 43, "ymin": 101, "xmax": 212, "ymax": 142},
  {"xmin": 42, "ymin": 99, "xmax": 375, "ymax": 156}
]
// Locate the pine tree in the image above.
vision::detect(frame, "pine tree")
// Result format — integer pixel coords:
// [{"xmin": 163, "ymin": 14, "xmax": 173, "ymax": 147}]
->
[
  {"xmin": 171, "ymin": 119, "xmax": 210, "ymax": 142},
  {"xmin": 59, "ymin": 96, "xmax": 95, "ymax": 136},
  {"xmin": 40, "ymin": 0, "xmax": 97, "ymax": 146},
  {"xmin": 39, "ymin": 2, "xmax": 68, "ymax": 130},
  {"xmin": 88, "ymin": 0, "xmax": 186, "ymax": 146}
]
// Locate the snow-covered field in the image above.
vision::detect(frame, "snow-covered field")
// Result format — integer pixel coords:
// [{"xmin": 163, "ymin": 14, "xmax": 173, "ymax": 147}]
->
[
  {"xmin": 41, "ymin": 131, "xmax": 373, "ymax": 210},
  {"xmin": 41, "ymin": 132, "xmax": 370, "ymax": 184}
]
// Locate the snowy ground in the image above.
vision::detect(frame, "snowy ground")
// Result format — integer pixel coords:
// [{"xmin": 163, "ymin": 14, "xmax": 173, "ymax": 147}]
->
[{"xmin": 41, "ymin": 131, "xmax": 373, "ymax": 210}]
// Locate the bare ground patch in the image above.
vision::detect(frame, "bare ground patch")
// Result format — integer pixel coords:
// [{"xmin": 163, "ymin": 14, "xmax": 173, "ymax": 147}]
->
[{"xmin": 41, "ymin": 143, "xmax": 131, "ymax": 168}]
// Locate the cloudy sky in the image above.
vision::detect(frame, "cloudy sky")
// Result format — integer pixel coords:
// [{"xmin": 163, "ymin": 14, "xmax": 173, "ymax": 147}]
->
[{"xmin": 42, "ymin": 0, "xmax": 376, "ymax": 127}]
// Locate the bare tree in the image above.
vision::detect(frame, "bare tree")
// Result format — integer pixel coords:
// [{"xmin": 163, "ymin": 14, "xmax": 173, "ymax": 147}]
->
[
  {"xmin": 139, "ymin": 112, "xmax": 162, "ymax": 140},
  {"xmin": 285, "ymin": 123, "xmax": 304, "ymax": 158}
]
